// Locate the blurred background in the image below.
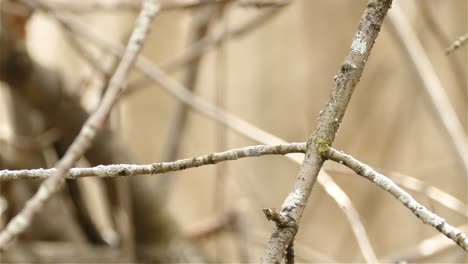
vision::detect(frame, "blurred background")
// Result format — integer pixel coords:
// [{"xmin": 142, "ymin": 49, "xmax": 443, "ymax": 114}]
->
[{"xmin": 0, "ymin": 0, "xmax": 466, "ymax": 262}]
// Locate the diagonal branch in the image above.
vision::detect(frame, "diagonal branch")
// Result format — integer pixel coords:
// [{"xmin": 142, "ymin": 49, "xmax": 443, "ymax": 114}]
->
[
  {"xmin": 123, "ymin": 4, "xmax": 283, "ymax": 95},
  {"xmin": 261, "ymin": 1, "xmax": 393, "ymax": 262},
  {"xmin": 0, "ymin": 142, "xmax": 306, "ymax": 180},
  {"xmin": 387, "ymin": 2, "xmax": 468, "ymax": 177},
  {"xmin": 25, "ymin": 2, "xmax": 378, "ymax": 260},
  {"xmin": 326, "ymin": 147, "xmax": 468, "ymax": 252},
  {"xmin": 380, "ymin": 224, "xmax": 468, "ymax": 263},
  {"xmin": 446, "ymin": 33, "xmax": 468, "ymax": 55},
  {"xmin": 0, "ymin": 0, "xmax": 160, "ymax": 249},
  {"xmin": 327, "ymin": 167, "xmax": 468, "ymax": 218}
]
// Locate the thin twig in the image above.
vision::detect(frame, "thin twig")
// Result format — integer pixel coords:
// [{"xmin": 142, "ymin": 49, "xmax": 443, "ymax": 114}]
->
[
  {"xmin": 0, "ymin": 0, "xmax": 160, "ymax": 249},
  {"xmin": 326, "ymin": 167, "xmax": 468, "ymax": 218},
  {"xmin": 388, "ymin": 172, "xmax": 468, "ymax": 218},
  {"xmin": 446, "ymin": 33, "xmax": 468, "ymax": 55},
  {"xmin": 123, "ymin": 5, "xmax": 282, "ymax": 96},
  {"xmin": 213, "ymin": 5, "xmax": 229, "ymax": 262},
  {"xmin": 142, "ymin": 50, "xmax": 380, "ymax": 263},
  {"xmin": 0, "ymin": 129, "xmax": 60, "ymax": 150},
  {"xmin": 185, "ymin": 210, "xmax": 237, "ymax": 240},
  {"xmin": 387, "ymin": 2, "xmax": 468, "ymax": 177},
  {"xmin": 11, "ymin": 0, "xmax": 230, "ymax": 12},
  {"xmin": 156, "ymin": 5, "xmax": 217, "ymax": 202},
  {"xmin": 380, "ymin": 224, "xmax": 468, "ymax": 263},
  {"xmin": 417, "ymin": 1, "xmax": 467, "ymax": 120},
  {"xmin": 28, "ymin": 3, "xmax": 378, "ymax": 260},
  {"xmin": 162, "ymin": 6, "xmax": 280, "ymax": 72},
  {"xmin": 326, "ymin": 147, "xmax": 468, "ymax": 251},
  {"xmin": 213, "ymin": 2, "xmax": 228, "ymax": 214},
  {"xmin": 0, "ymin": 143, "xmax": 307, "ymax": 180},
  {"xmin": 316, "ymin": 170, "xmax": 377, "ymax": 263},
  {"xmin": 262, "ymin": 1, "xmax": 392, "ymax": 262},
  {"xmin": 63, "ymin": 30, "xmax": 109, "ymax": 78},
  {"xmin": 239, "ymin": 0, "xmax": 290, "ymax": 8}
]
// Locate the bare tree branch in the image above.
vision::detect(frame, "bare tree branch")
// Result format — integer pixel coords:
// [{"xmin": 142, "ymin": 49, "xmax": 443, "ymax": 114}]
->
[
  {"xmin": 326, "ymin": 167, "xmax": 468, "ymax": 218},
  {"xmin": 123, "ymin": 5, "xmax": 282, "ymax": 96},
  {"xmin": 388, "ymin": 172, "xmax": 468, "ymax": 218},
  {"xmin": 387, "ymin": 2, "xmax": 468, "ymax": 177},
  {"xmin": 156, "ymin": 5, "xmax": 218, "ymax": 202},
  {"xmin": 261, "ymin": 1, "xmax": 392, "ymax": 262},
  {"xmin": 326, "ymin": 147, "xmax": 468, "ymax": 252},
  {"xmin": 0, "ymin": 143, "xmax": 306, "ymax": 180},
  {"xmin": 381, "ymin": 224, "xmax": 468, "ymax": 263},
  {"xmin": 28, "ymin": 4, "xmax": 379, "ymax": 260},
  {"xmin": 0, "ymin": 0, "xmax": 160, "ymax": 249},
  {"xmin": 0, "ymin": 0, "xmax": 231, "ymax": 13}
]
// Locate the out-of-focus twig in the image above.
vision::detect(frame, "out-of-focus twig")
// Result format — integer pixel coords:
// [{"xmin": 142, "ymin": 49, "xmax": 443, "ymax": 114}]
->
[
  {"xmin": 28, "ymin": 4, "xmax": 378, "ymax": 261},
  {"xmin": 380, "ymin": 224, "xmax": 468, "ymax": 263},
  {"xmin": 123, "ymin": 5, "xmax": 282, "ymax": 96},
  {"xmin": 239, "ymin": 0, "xmax": 290, "ymax": 8},
  {"xmin": 0, "ymin": 0, "xmax": 160, "ymax": 250},
  {"xmin": 387, "ymin": 2, "xmax": 468, "ymax": 177},
  {"xmin": 0, "ymin": 129, "xmax": 60, "ymax": 150},
  {"xmin": 262, "ymin": 1, "xmax": 392, "ymax": 262},
  {"xmin": 326, "ymin": 147, "xmax": 468, "ymax": 251},
  {"xmin": 156, "ymin": 4, "xmax": 218, "ymax": 202},
  {"xmin": 213, "ymin": 2, "xmax": 228, "ymax": 215},
  {"xmin": 418, "ymin": 1, "xmax": 467, "ymax": 109},
  {"xmin": 162, "ymin": 6, "xmax": 280, "ymax": 72},
  {"xmin": 0, "ymin": 0, "xmax": 230, "ymax": 12},
  {"xmin": 185, "ymin": 210, "xmax": 237, "ymax": 240},
  {"xmin": 446, "ymin": 33, "xmax": 468, "ymax": 55},
  {"xmin": 326, "ymin": 167, "xmax": 468, "ymax": 218},
  {"xmin": 389, "ymin": 172, "xmax": 468, "ymax": 218}
]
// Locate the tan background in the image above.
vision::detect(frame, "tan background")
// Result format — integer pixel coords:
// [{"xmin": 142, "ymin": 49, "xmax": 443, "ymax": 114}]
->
[{"xmin": 1, "ymin": 0, "xmax": 466, "ymax": 262}]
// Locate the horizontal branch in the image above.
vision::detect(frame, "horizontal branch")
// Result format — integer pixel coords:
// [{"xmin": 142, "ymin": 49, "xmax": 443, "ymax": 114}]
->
[
  {"xmin": 325, "ymin": 147, "xmax": 468, "ymax": 252},
  {"xmin": 0, "ymin": 0, "xmax": 230, "ymax": 13},
  {"xmin": 0, "ymin": 143, "xmax": 306, "ymax": 180},
  {"xmin": 10, "ymin": 3, "xmax": 376, "ymax": 260}
]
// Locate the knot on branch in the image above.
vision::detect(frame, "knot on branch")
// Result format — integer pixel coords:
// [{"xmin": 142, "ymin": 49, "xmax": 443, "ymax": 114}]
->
[{"xmin": 262, "ymin": 208, "xmax": 298, "ymax": 231}]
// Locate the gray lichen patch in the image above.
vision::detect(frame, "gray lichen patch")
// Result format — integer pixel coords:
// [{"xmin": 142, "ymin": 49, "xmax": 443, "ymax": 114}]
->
[
  {"xmin": 372, "ymin": 171, "xmax": 392, "ymax": 190},
  {"xmin": 417, "ymin": 208, "xmax": 444, "ymax": 226},
  {"xmin": 351, "ymin": 32, "xmax": 367, "ymax": 54},
  {"xmin": 281, "ymin": 189, "xmax": 305, "ymax": 213}
]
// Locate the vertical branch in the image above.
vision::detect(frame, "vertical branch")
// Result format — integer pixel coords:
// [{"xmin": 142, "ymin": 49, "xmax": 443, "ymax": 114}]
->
[
  {"xmin": 0, "ymin": 0, "xmax": 160, "ymax": 249},
  {"xmin": 261, "ymin": 1, "xmax": 393, "ymax": 262},
  {"xmin": 41, "ymin": 4, "xmax": 378, "ymax": 259},
  {"xmin": 20, "ymin": 2, "xmax": 379, "ymax": 260}
]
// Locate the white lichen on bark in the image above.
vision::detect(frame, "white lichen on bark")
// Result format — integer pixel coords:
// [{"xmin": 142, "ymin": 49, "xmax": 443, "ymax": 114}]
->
[{"xmin": 351, "ymin": 32, "xmax": 367, "ymax": 54}]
